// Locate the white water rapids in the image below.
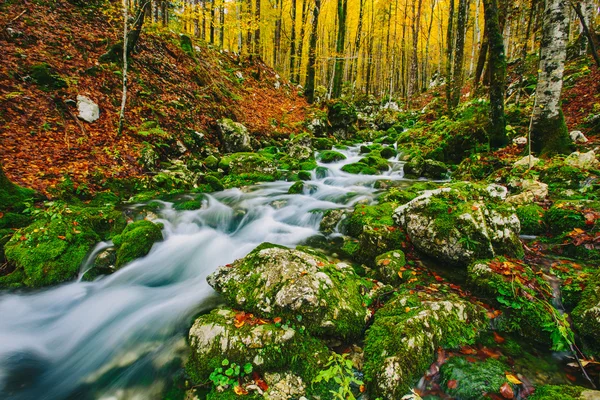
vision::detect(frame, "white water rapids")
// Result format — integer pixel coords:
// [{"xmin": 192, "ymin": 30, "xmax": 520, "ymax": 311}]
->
[{"xmin": 0, "ymin": 145, "xmax": 410, "ymax": 400}]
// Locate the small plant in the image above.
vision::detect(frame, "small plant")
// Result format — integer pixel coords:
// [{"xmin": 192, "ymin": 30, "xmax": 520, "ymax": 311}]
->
[
  {"xmin": 458, "ymin": 236, "xmax": 480, "ymax": 252},
  {"xmin": 312, "ymin": 353, "xmax": 363, "ymax": 400},
  {"xmin": 208, "ymin": 359, "xmax": 253, "ymax": 390}
]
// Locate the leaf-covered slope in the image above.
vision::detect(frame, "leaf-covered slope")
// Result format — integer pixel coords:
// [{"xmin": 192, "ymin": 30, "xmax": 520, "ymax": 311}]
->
[{"xmin": 0, "ymin": 0, "xmax": 307, "ymax": 196}]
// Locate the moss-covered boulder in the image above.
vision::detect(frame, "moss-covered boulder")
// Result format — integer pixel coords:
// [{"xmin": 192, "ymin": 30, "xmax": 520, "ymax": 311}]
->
[
  {"xmin": 340, "ymin": 203, "xmax": 405, "ymax": 265},
  {"xmin": 340, "ymin": 162, "xmax": 378, "ymax": 175},
  {"xmin": 207, "ymin": 244, "xmax": 368, "ymax": 340},
  {"xmin": 440, "ymin": 356, "xmax": 517, "ymax": 400},
  {"xmin": 373, "ymin": 250, "xmax": 406, "ymax": 286},
  {"xmin": 544, "ymin": 201, "xmax": 598, "ymax": 235},
  {"xmin": 318, "ymin": 150, "xmax": 346, "ymax": 164},
  {"xmin": 394, "ymin": 185, "xmax": 523, "ymax": 266},
  {"xmin": 185, "ymin": 308, "xmax": 329, "ymax": 388},
  {"xmin": 217, "ymin": 119, "xmax": 253, "ymax": 153},
  {"xmin": 2, "ymin": 205, "xmax": 125, "ymax": 287},
  {"xmin": 364, "ymin": 290, "xmax": 487, "ymax": 399},
  {"xmin": 379, "ymin": 146, "xmax": 397, "ymax": 159},
  {"xmin": 286, "ymin": 133, "xmax": 314, "ymax": 162},
  {"xmin": 288, "ymin": 181, "xmax": 304, "ymax": 194},
  {"xmin": 468, "ymin": 258, "xmax": 573, "ymax": 350},
  {"xmin": 219, "ymin": 152, "xmax": 276, "ymax": 176},
  {"xmin": 404, "ymin": 156, "xmax": 449, "ymax": 179},
  {"xmin": 572, "ymin": 271, "xmax": 600, "ymax": 355},
  {"xmin": 327, "ymin": 101, "xmax": 358, "ymax": 139},
  {"xmin": 112, "ymin": 220, "xmax": 163, "ymax": 268},
  {"xmin": 516, "ymin": 204, "xmax": 546, "ymax": 235},
  {"xmin": 358, "ymin": 155, "xmax": 389, "ymax": 171}
]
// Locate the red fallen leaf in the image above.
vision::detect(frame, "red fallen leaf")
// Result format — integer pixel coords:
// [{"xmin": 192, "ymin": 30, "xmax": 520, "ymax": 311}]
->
[
  {"xmin": 566, "ymin": 373, "xmax": 577, "ymax": 382},
  {"xmin": 500, "ymin": 382, "xmax": 514, "ymax": 399},
  {"xmin": 57, "ymin": 235, "xmax": 67, "ymax": 240},
  {"xmin": 471, "ymin": 205, "xmax": 479, "ymax": 211},
  {"xmin": 72, "ymin": 221, "xmax": 79, "ymax": 226},
  {"xmin": 0, "ymin": 212, "xmax": 4, "ymax": 218},
  {"xmin": 233, "ymin": 385, "xmax": 248, "ymax": 395},
  {"xmin": 19, "ymin": 235, "xmax": 27, "ymax": 241},
  {"xmin": 273, "ymin": 317, "xmax": 282, "ymax": 324},
  {"xmin": 447, "ymin": 380, "xmax": 458, "ymax": 389},
  {"xmin": 465, "ymin": 356, "xmax": 478, "ymax": 363},
  {"xmin": 317, "ymin": 261, "xmax": 325, "ymax": 267},
  {"xmin": 359, "ymin": 384, "xmax": 366, "ymax": 393},
  {"xmin": 381, "ymin": 259, "xmax": 391, "ymax": 266},
  {"xmin": 434, "ymin": 275, "xmax": 444, "ymax": 282},
  {"xmin": 448, "ymin": 207, "xmax": 453, "ymax": 214},
  {"xmin": 460, "ymin": 346, "xmax": 477, "ymax": 355},
  {"xmin": 493, "ymin": 332, "xmax": 505, "ymax": 344}
]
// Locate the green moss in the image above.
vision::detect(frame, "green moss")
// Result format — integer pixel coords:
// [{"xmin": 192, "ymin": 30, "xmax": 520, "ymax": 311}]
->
[
  {"xmin": 379, "ymin": 147, "xmax": 397, "ymax": 159},
  {"xmin": 318, "ymin": 150, "xmax": 346, "ymax": 163},
  {"xmin": 572, "ymin": 271, "xmax": 600, "ymax": 355},
  {"xmin": 173, "ymin": 196, "xmax": 205, "ymax": 211},
  {"xmin": 440, "ymin": 356, "xmax": 514, "ymax": 400},
  {"xmin": 185, "ymin": 308, "xmax": 330, "ymax": 389},
  {"xmin": 204, "ymin": 155, "xmax": 219, "ymax": 170},
  {"xmin": 297, "ymin": 170, "xmax": 312, "ymax": 181},
  {"xmin": 544, "ymin": 203, "xmax": 587, "ymax": 235},
  {"xmin": 222, "ymin": 173, "xmax": 276, "ymax": 188},
  {"xmin": 29, "ymin": 62, "xmax": 67, "ymax": 91},
  {"xmin": 359, "ymin": 155, "xmax": 389, "ymax": 171},
  {"xmin": 373, "ymin": 250, "xmax": 406, "ymax": 285},
  {"xmin": 340, "ymin": 162, "xmax": 378, "ymax": 175},
  {"xmin": 540, "ymin": 165, "xmax": 588, "ymax": 190},
  {"xmin": 313, "ymin": 138, "xmax": 334, "ymax": 151},
  {"xmin": 112, "ymin": 220, "xmax": 163, "ymax": 268},
  {"xmin": 288, "ymin": 181, "xmax": 304, "ymax": 194},
  {"xmin": 364, "ymin": 290, "xmax": 486, "ymax": 399},
  {"xmin": 528, "ymin": 385, "xmax": 586, "ymax": 400},
  {"xmin": 341, "ymin": 203, "xmax": 397, "ymax": 238},
  {"xmin": 205, "ymin": 175, "xmax": 224, "ymax": 191},
  {"xmin": 516, "ymin": 204, "xmax": 546, "ymax": 235}
]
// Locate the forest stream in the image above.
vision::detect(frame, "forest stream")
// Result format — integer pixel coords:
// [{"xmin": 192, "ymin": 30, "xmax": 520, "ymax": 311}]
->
[{"xmin": 0, "ymin": 144, "xmax": 411, "ymax": 399}]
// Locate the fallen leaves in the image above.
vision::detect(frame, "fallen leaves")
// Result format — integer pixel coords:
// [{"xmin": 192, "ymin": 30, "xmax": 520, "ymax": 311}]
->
[
  {"xmin": 499, "ymin": 382, "xmax": 514, "ymax": 399},
  {"xmin": 233, "ymin": 311, "xmax": 268, "ymax": 328},
  {"xmin": 505, "ymin": 373, "xmax": 522, "ymax": 385}
]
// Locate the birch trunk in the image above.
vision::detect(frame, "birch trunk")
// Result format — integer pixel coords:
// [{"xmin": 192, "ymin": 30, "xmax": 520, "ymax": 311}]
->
[
  {"xmin": 530, "ymin": 0, "xmax": 571, "ymax": 156},
  {"xmin": 118, "ymin": 0, "xmax": 129, "ymax": 137}
]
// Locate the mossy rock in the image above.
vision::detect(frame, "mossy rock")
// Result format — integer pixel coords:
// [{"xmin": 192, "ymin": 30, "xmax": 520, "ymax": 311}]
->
[
  {"xmin": 550, "ymin": 262, "xmax": 595, "ymax": 310},
  {"xmin": 572, "ymin": 271, "xmax": 600, "ymax": 355},
  {"xmin": 359, "ymin": 155, "xmax": 389, "ymax": 171},
  {"xmin": 373, "ymin": 250, "xmax": 406, "ymax": 286},
  {"xmin": 219, "ymin": 152, "xmax": 276, "ymax": 176},
  {"xmin": 364, "ymin": 290, "xmax": 487, "ymax": 399},
  {"xmin": 539, "ymin": 164, "xmax": 589, "ymax": 190},
  {"xmin": 394, "ymin": 184, "xmax": 523, "ymax": 266},
  {"xmin": 207, "ymin": 244, "xmax": 368, "ymax": 340},
  {"xmin": 204, "ymin": 155, "xmax": 219, "ymax": 170},
  {"xmin": 313, "ymin": 137, "xmax": 334, "ymax": 150},
  {"xmin": 341, "ymin": 203, "xmax": 397, "ymax": 238},
  {"xmin": 529, "ymin": 385, "xmax": 592, "ymax": 400},
  {"xmin": 379, "ymin": 146, "xmax": 397, "ymax": 159},
  {"xmin": 516, "ymin": 204, "xmax": 546, "ymax": 235},
  {"xmin": 288, "ymin": 181, "xmax": 304, "ymax": 194},
  {"xmin": 112, "ymin": 220, "xmax": 163, "ymax": 268},
  {"xmin": 544, "ymin": 201, "xmax": 595, "ymax": 235},
  {"xmin": 378, "ymin": 182, "xmax": 440, "ymax": 204},
  {"xmin": 340, "ymin": 162, "xmax": 378, "ymax": 175},
  {"xmin": 318, "ymin": 150, "xmax": 346, "ymax": 164},
  {"xmin": 1, "ymin": 209, "xmax": 114, "ymax": 287},
  {"xmin": 297, "ymin": 170, "xmax": 312, "ymax": 181},
  {"xmin": 440, "ymin": 356, "xmax": 516, "ymax": 400},
  {"xmin": 221, "ymin": 173, "xmax": 276, "ymax": 188},
  {"xmin": 205, "ymin": 175, "xmax": 224, "ymax": 192},
  {"xmin": 173, "ymin": 196, "xmax": 205, "ymax": 211},
  {"xmin": 185, "ymin": 307, "xmax": 329, "ymax": 388},
  {"xmin": 468, "ymin": 258, "xmax": 574, "ymax": 350},
  {"xmin": 29, "ymin": 63, "xmax": 67, "ymax": 91}
]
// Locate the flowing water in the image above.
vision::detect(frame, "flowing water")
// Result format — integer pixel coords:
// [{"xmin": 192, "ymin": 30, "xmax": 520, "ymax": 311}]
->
[{"xmin": 0, "ymin": 145, "xmax": 410, "ymax": 400}]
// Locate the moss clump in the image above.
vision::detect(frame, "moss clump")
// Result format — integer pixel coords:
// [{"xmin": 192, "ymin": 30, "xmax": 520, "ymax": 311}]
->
[
  {"xmin": 378, "ymin": 182, "xmax": 440, "ymax": 204},
  {"xmin": 528, "ymin": 385, "xmax": 586, "ymax": 400},
  {"xmin": 203, "ymin": 155, "xmax": 219, "ymax": 170},
  {"xmin": 540, "ymin": 165, "xmax": 588, "ymax": 190},
  {"xmin": 364, "ymin": 290, "xmax": 487, "ymax": 399},
  {"xmin": 2, "ymin": 204, "xmax": 125, "ymax": 287},
  {"xmin": 173, "ymin": 195, "xmax": 205, "ymax": 211},
  {"xmin": 373, "ymin": 250, "xmax": 406, "ymax": 285},
  {"xmin": 379, "ymin": 147, "xmax": 397, "ymax": 159},
  {"xmin": 516, "ymin": 204, "xmax": 546, "ymax": 235},
  {"xmin": 318, "ymin": 150, "xmax": 346, "ymax": 164},
  {"xmin": 544, "ymin": 202, "xmax": 589, "ymax": 235},
  {"xmin": 340, "ymin": 162, "xmax": 378, "ymax": 175},
  {"xmin": 468, "ymin": 258, "xmax": 574, "ymax": 350},
  {"xmin": 205, "ymin": 175, "xmax": 224, "ymax": 191},
  {"xmin": 572, "ymin": 272, "xmax": 600, "ymax": 355},
  {"xmin": 288, "ymin": 181, "xmax": 304, "ymax": 194},
  {"xmin": 185, "ymin": 308, "xmax": 330, "ymax": 388},
  {"xmin": 29, "ymin": 63, "xmax": 67, "ymax": 91},
  {"xmin": 313, "ymin": 138, "xmax": 334, "ymax": 150},
  {"xmin": 440, "ymin": 356, "xmax": 515, "ymax": 400},
  {"xmin": 112, "ymin": 220, "xmax": 163, "ymax": 268},
  {"xmin": 222, "ymin": 173, "xmax": 276, "ymax": 188},
  {"xmin": 359, "ymin": 155, "xmax": 389, "ymax": 171},
  {"xmin": 341, "ymin": 203, "xmax": 397, "ymax": 238}
]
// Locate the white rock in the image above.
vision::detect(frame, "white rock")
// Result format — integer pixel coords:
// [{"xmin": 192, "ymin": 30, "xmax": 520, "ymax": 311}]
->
[
  {"xmin": 570, "ymin": 130, "xmax": 588, "ymax": 143},
  {"xmin": 514, "ymin": 155, "xmax": 540, "ymax": 168},
  {"xmin": 513, "ymin": 136, "xmax": 527, "ymax": 145},
  {"xmin": 77, "ymin": 95, "xmax": 100, "ymax": 123},
  {"xmin": 565, "ymin": 150, "xmax": 599, "ymax": 169}
]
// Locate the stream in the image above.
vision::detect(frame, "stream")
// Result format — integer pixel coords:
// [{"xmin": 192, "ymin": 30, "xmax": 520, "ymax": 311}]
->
[{"xmin": 0, "ymin": 145, "xmax": 409, "ymax": 400}]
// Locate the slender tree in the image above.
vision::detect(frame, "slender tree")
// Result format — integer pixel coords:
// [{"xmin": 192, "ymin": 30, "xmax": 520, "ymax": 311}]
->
[
  {"xmin": 332, "ymin": 0, "xmax": 348, "ymax": 98},
  {"xmin": 450, "ymin": 0, "xmax": 468, "ymax": 109},
  {"xmin": 305, "ymin": 0, "xmax": 321, "ymax": 103},
  {"xmin": 289, "ymin": 0, "xmax": 298, "ymax": 82},
  {"xmin": 529, "ymin": 0, "xmax": 572, "ymax": 156}
]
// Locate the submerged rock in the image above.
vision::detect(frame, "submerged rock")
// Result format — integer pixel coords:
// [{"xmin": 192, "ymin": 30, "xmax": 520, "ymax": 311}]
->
[
  {"xmin": 207, "ymin": 243, "xmax": 368, "ymax": 339},
  {"xmin": 394, "ymin": 184, "xmax": 523, "ymax": 266},
  {"xmin": 364, "ymin": 290, "xmax": 487, "ymax": 399}
]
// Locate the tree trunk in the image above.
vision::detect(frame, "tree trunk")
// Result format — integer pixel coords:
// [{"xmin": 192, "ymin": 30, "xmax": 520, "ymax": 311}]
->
[
  {"xmin": 118, "ymin": 0, "xmax": 129, "ymax": 137},
  {"xmin": 332, "ymin": 0, "xmax": 348, "ymax": 98},
  {"xmin": 289, "ymin": 0, "xmax": 297, "ymax": 82},
  {"xmin": 450, "ymin": 0, "xmax": 468, "ymax": 109},
  {"xmin": 273, "ymin": 0, "xmax": 283, "ymax": 67},
  {"xmin": 210, "ymin": 0, "xmax": 215, "ymax": 44},
  {"xmin": 305, "ymin": 0, "xmax": 321, "ymax": 103},
  {"xmin": 295, "ymin": 0, "xmax": 309, "ymax": 84},
  {"xmin": 254, "ymin": 0, "xmax": 261, "ymax": 55},
  {"xmin": 530, "ymin": 0, "xmax": 572, "ymax": 156},
  {"xmin": 219, "ymin": 4, "xmax": 225, "ymax": 48},
  {"xmin": 445, "ymin": 0, "xmax": 455, "ymax": 112},
  {"xmin": 482, "ymin": 0, "xmax": 507, "ymax": 148},
  {"xmin": 571, "ymin": 1, "xmax": 600, "ymax": 68},
  {"xmin": 474, "ymin": 23, "xmax": 489, "ymax": 87},
  {"xmin": 351, "ymin": 0, "xmax": 364, "ymax": 86}
]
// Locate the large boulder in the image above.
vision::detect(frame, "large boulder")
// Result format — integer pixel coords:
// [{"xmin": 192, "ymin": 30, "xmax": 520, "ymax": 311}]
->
[
  {"xmin": 185, "ymin": 308, "xmax": 329, "ymax": 386},
  {"xmin": 572, "ymin": 272, "xmax": 600, "ymax": 355},
  {"xmin": 468, "ymin": 258, "xmax": 573, "ymax": 350},
  {"xmin": 217, "ymin": 119, "xmax": 253, "ymax": 153},
  {"xmin": 207, "ymin": 243, "xmax": 368, "ymax": 340},
  {"xmin": 393, "ymin": 184, "xmax": 523, "ymax": 266},
  {"xmin": 286, "ymin": 133, "xmax": 314, "ymax": 161},
  {"xmin": 565, "ymin": 150, "xmax": 599, "ymax": 170},
  {"xmin": 364, "ymin": 290, "xmax": 487, "ymax": 399},
  {"xmin": 112, "ymin": 220, "xmax": 163, "ymax": 268},
  {"xmin": 218, "ymin": 152, "xmax": 277, "ymax": 176}
]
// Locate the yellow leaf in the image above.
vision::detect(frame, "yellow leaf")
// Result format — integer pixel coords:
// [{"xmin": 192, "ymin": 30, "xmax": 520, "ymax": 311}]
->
[{"xmin": 505, "ymin": 373, "xmax": 522, "ymax": 385}]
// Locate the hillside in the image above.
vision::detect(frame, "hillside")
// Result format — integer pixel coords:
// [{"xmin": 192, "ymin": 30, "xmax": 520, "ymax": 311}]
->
[{"xmin": 0, "ymin": 0, "xmax": 308, "ymax": 196}]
